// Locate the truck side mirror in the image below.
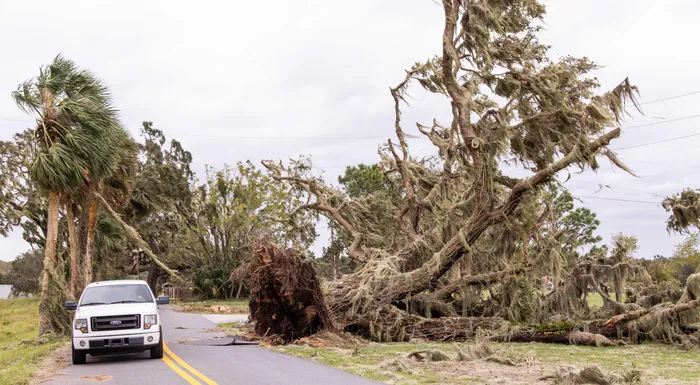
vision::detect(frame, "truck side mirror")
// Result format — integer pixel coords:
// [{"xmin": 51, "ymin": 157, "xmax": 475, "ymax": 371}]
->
[
  {"xmin": 156, "ymin": 296, "xmax": 170, "ymax": 305},
  {"xmin": 64, "ymin": 301, "xmax": 77, "ymax": 311}
]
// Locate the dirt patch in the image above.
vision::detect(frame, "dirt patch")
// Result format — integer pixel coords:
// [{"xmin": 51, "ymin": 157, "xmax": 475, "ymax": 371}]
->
[
  {"xmin": 418, "ymin": 359, "xmax": 549, "ymax": 384},
  {"xmin": 293, "ymin": 331, "xmax": 368, "ymax": 349},
  {"xmin": 29, "ymin": 343, "xmax": 70, "ymax": 385},
  {"xmin": 207, "ymin": 321, "xmax": 258, "ymax": 342}
]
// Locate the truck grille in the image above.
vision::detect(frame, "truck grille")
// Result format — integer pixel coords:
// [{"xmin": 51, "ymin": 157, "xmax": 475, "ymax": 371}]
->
[{"xmin": 91, "ymin": 314, "xmax": 140, "ymax": 331}]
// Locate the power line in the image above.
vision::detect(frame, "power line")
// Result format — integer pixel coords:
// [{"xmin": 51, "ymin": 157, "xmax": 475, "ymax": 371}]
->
[
  {"xmin": 583, "ymin": 184, "xmax": 664, "ymax": 198},
  {"xmin": 615, "ymin": 132, "xmax": 700, "ymax": 151},
  {"xmin": 636, "ymin": 160, "xmax": 698, "ymax": 169},
  {"xmin": 576, "ymin": 195, "xmax": 659, "ymax": 205},
  {"xmin": 171, "ymin": 133, "xmax": 389, "ymax": 140},
  {"xmin": 190, "ymin": 162, "xmax": 348, "ymax": 169},
  {"xmin": 624, "ymin": 113, "xmax": 700, "ymax": 129},
  {"xmin": 640, "ymin": 90, "xmax": 700, "ymax": 106}
]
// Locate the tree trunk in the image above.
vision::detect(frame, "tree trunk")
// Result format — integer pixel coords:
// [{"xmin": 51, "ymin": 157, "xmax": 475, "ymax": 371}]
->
[
  {"xmin": 38, "ymin": 190, "xmax": 70, "ymax": 336},
  {"xmin": 502, "ymin": 330, "xmax": 615, "ymax": 347},
  {"xmin": 147, "ymin": 263, "xmax": 162, "ymax": 295},
  {"xmin": 66, "ymin": 202, "xmax": 80, "ymax": 299},
  {"xmin": 83, "ymin": 198, "xmax": 97, "ymax": 286},
  {"xmin": 235, "ymin": 281, "xmax": 245, "ymax": 299},
  {"xmin": 331, "ymin": 253, "xmax": 338, "ymax": 281}
]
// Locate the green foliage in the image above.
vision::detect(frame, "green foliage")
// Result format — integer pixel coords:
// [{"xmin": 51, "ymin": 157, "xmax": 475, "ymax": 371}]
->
[
  {"xmin": 0, "ymin": 130, "xmax": 47, "ymax": 247},
  {"xmin": 644, "ymin": 234, "xmax": 700, "ymax": 286},
  {"xmin": 191, "ymin": 267, "xmax": 229, "ymax": 299},
  {"xmin": 186, "ymin": 161, "xmax": 317, "ymax": 298},
  {"xmin": 338, "ymin": 164, "xmax": 393, "ymax": 198},
  {"xmin": 6, "ymin": 249, "xmax": 43, "ymax": 294},
  {"xmin": 641, "ymin": 256, "xmax": 680, "ymax": 286},
  {"xmin": 539, "ymin": 187, "xmax": 603, "ymax": 265},
  {"xmin": 12, "ymin": 55, "xmax": 131, "ymax": 194},
  {"xmin": 115, "ymin": 122, "xmax": 196, "ymax": 284},
  {"xmin": 663, "ymin": 188, "xmax": 700, "ymax": 234},
  {"xmin": 554, "ymin": 190, "xmax": 603, "ymax": 256},
  {"xmin": 611, "ymin": 233, "xmax": 639, "ymax": 256},
  {"xmin": 0, "ymin": 261, "xmax": 10, "ymax": 276}
]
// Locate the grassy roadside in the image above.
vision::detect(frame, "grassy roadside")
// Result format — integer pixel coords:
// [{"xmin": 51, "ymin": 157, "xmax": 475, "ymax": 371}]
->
[
  {"xmin": 270, "ymin": 338, "xmax": 700, "ymax": 384},
  {"xmin": 173, "ymin": 298, "xmax": 249, "ymax": 314},
  {"xmin": 0, "ymin": 299, "xmax": 67, "ymax": 385}
]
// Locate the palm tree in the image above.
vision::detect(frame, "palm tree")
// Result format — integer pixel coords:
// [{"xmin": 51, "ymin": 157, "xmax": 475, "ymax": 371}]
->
[{"xmin": 12, "ymin": 55, "xmax": 130, "ymax": 335}]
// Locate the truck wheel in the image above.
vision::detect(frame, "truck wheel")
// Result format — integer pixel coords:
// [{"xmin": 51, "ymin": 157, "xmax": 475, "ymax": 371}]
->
[
  {"xmin": 72, "ymin": 345, "xmax": 87, "ymax": 365},
  {"xmin": 150, "ymin": 330, "xmax": 163, "ymax": 359}
]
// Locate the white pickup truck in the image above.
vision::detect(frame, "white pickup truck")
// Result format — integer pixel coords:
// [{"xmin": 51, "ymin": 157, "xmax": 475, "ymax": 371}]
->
[{"xmin": 64, "ymin": 279, "xmax": 170, "ymax": 364}]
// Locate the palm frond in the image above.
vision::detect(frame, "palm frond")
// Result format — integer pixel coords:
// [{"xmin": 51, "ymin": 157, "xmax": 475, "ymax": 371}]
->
[{"xmin": 12, "ymin": 54, "xmax": 132, "ymax": 192}]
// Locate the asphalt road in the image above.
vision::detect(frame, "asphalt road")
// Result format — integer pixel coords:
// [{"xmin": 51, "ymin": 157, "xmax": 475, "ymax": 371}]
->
[{"xmin": 46, "ymin": 306, "xmax": 382, "ymax": 385}]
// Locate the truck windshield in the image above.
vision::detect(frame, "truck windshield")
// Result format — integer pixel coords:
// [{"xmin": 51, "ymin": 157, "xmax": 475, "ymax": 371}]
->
[{"xmin": 80, "ymin": 284, "xmax": 154, "ymax": 306}]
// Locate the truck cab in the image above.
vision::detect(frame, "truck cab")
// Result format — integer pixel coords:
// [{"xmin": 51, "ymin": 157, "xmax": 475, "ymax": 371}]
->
[{"xmin": 64, "ymin": 280, "xmax": 169, "ymax": 365}]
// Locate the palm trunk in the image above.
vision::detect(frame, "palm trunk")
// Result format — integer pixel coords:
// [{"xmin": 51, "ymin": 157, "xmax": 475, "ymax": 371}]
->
[
  {"xmin": 66, "ymin": 202, "xmax": 80, "ymax": 298},
  {"xmin": 38, "ymin": 190, "xmax": 70, "ymax": 336},
  {"xmin": 83, "ymin": 198, "xmax": 97, "ymax": 286}
]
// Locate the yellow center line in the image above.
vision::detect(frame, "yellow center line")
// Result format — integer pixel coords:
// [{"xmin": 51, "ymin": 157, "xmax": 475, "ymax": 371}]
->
[
  {"xmin": 164, "ymin": 342, "xmax": 219, "ymax": 385},
  {"xmin": 162, "ymin": 355, "xmax": 203, "ymax": 385}
]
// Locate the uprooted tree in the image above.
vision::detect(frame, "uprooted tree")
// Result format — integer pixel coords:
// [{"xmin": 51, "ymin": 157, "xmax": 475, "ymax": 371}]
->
[{"xmin": 255, "ymin": 0, "xmax": 688, "ymax": 345}]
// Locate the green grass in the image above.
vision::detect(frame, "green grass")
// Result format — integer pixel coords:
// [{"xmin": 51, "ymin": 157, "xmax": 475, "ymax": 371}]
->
[
  {"xmin": 173, "ymin": 298, "xmax": 249, "ymax": 314},
  {"xmin": 501, "ymin": 342, "xmax": 700, "ymax": 384},
  {"xmin": 0, "ymin": 298, "xmax": 67, "ymax": 385},
  {"xmin": 272, "ymin": 340, "xmax": 700, "ymax": 384},
  {"xmin": 586, "ymin": 292, "xmax": 604, "ymax": 308},
  {"xmin": 586, "ymin": 293, "xmax": 628, "ymax": 308}
]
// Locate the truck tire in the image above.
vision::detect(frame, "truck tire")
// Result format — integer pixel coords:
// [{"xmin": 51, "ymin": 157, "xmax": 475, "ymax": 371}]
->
[
  {"xmin": 150, "ymin": 330, "xmax": 163, "ymax": 359},
  {"xmin": 72, "ymin": 345, "xmax": 87, "ymax": 365}
]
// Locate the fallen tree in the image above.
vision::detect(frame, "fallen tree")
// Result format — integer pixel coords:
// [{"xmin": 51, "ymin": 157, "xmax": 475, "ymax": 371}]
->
[
  {"xmin": 255, "ymin": 0, "xmax": 700, "ymax": 346},
  {"xmin": 249, "ymin": 241, "xmax": 331, "ymax": 342}
]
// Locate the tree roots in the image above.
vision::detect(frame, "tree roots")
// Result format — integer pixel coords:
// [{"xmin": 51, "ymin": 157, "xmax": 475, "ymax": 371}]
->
[{"xmin": 249, "ymin": 241, "xmax": 331, "ymax": 342}]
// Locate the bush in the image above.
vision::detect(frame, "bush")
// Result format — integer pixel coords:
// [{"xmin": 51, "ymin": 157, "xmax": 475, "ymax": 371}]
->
[
  {"xmin": 191, "ymin": 267, "xmax": 231, "ymax": 299},
  {"xmin": 6, "ymin": 249, "xmax": 43, "ymax": 294}
]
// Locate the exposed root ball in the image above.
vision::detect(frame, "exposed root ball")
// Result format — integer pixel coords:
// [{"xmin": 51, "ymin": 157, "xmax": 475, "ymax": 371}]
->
[{"xmin": 249, "ymin": 241, "xmax": 330, "ymax": 342}]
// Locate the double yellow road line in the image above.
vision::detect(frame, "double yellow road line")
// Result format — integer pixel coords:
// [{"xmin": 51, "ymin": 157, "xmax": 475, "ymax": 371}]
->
[{"xmin": 162, "ymin": 343, "xmax": 219, "ymax": 385}]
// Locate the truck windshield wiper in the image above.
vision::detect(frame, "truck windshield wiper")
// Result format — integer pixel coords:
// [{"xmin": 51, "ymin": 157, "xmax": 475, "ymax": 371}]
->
[
  {"xmin": 110, "ymin": 300, "xmax": 138, "ymax": 304},
  {"xmin": 80, "ymin": 302, "xmax": 106, "ymax": 306}
]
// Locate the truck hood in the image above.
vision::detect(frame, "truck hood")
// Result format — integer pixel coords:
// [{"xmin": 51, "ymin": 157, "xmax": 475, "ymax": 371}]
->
[{"xmin": 75, "ymin": 303, "xmax": 157, "ymax": 319}]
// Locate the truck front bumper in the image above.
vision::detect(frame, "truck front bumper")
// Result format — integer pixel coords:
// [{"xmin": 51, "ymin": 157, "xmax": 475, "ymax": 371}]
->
[{"xmin": 73, "ymin": 330, "xmax": 160, "ymax": 352}]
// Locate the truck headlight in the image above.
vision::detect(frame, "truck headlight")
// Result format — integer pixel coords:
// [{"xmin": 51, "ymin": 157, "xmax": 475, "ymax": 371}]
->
[
  {"xmin": 144, "ymin": 314, "xmax": 157, "ymax": 330},
  {"xmin": 74, "ymin": 319, "xmax": 88, "ymax": 333}
]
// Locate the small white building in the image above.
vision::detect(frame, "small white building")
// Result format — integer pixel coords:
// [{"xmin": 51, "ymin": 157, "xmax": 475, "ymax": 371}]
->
[{"xmin": 0, "ymin": 285, "xmax": 12, "ymax": 299}]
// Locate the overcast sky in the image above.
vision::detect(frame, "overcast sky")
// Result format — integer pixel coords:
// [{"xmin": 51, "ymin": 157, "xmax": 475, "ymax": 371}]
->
[{"xmin": 1, "ymin": 0, "xmax": 699, "ymax": 262}]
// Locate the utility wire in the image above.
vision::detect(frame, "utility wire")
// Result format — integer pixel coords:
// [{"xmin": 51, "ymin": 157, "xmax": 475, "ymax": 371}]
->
[
  {"xmin": 615, "ymin": 132, "xmax": 700, "ymax": 151},
  {"xmin": 636, "ymin": 160, "xmax": 697, "ymax": 169},
  {"xmin": 576, "ymin": 195, "xmax": 659, "ymax": 205},
  {"xmin": 580, "ymin": 183, "xmax": 664, "ymax": 198},
  {"xmin": 172, "ymin": 133, "xmax": 389, "ymax": 140},
  {"xmin": 623, "ymin": 114, "xmax": 700, "ymax": 129},
  {"xmin": 640, "ymin": 90, "xmax": 700, "ymax": 106}
]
